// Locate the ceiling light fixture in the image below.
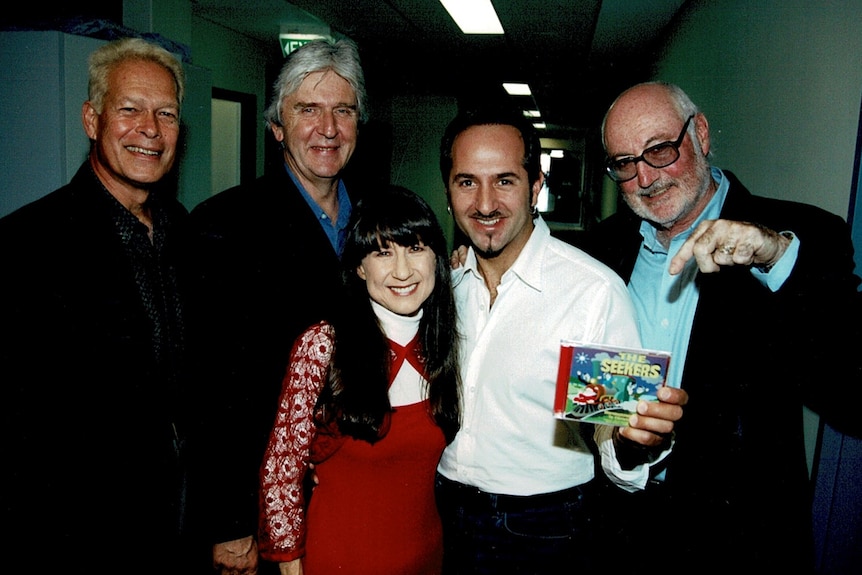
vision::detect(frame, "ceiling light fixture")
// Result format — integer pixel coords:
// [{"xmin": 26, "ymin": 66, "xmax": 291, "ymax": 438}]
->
[
  {"xmin": 503, "ymin": 82, "xmax": 532, "ymax": 96},
  {"xmin": 523, "ymin": 110, "xmax": 541, "ymax": 118},
  {"xmin": 440, "ymin": 0, "xmax": 504, "ymax": 34}
]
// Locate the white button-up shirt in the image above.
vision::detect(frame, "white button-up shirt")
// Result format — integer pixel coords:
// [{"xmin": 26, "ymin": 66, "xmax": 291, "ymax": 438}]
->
[{"xmin": 437, "ymin": 217, "xmax": 643, "ymax": 495}]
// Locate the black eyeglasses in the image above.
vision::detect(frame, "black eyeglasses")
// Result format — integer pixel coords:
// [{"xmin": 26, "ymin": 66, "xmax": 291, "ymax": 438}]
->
[{"xmin": 605, "ymin": 114, "xmax": 695, "ymax": 182}]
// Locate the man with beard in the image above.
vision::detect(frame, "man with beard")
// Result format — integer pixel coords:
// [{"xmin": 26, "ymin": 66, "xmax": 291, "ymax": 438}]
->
[
  {"xmin": 434, "ymin": 105, "xmax": 689, "ymax": 575},
  {"xmin": 581, "ymin": 81, "xmax": 861, "ymax": 573}
]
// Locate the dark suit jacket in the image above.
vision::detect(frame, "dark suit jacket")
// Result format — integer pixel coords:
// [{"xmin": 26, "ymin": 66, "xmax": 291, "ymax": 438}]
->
[
  {"xmin": 579, "ymin": 170, "xmax": 861, "ymax": 573},
  {"xmin": 183, "ymin": 165, "xmax": 362, "ymax": 548},
  {"xmin": 0, "ymin": 163, "xmax": 190, "ymax": 568}
]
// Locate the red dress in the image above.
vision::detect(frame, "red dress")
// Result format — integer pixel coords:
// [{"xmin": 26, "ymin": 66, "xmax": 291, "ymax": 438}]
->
[{"xmin": 259, "ymin": 321, "xmax": 445, "ymax": 574}]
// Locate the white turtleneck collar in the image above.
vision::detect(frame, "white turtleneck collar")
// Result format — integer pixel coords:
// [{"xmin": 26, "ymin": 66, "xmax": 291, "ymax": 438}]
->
[{"xmin": 370, "ymin": 299, "xmax": 422, "ymax": 346}]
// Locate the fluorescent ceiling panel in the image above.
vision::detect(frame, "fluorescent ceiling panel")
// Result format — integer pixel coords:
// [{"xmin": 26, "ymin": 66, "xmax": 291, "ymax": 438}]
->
[
  {"xmin": 503, "ymin": 82, "xmax": 532, "ymax": 96},
  {"xmin": 440, "ymin": 0, "xmax": 504, "ymax": 34}
]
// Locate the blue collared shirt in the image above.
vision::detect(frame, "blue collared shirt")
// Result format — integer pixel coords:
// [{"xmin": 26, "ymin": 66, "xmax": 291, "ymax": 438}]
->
[
  {"xmin": 285, "ymin": 165, "xmax": 352, "ymax": 257},
  {"xmin": 627, "ymin": 167, "xmax": 799, "ymax": 390}
]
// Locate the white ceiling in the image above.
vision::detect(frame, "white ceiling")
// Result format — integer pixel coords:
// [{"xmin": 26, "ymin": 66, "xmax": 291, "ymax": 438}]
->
[{"xmin": 190, "ymin": 0, "xmax": 689, "ymax": 136}]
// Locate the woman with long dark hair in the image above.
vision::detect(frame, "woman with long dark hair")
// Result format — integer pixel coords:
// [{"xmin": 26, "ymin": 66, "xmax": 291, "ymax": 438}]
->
[{"xmin": 259, "ymin": 185, "xmax": 461, "ymax": 575}]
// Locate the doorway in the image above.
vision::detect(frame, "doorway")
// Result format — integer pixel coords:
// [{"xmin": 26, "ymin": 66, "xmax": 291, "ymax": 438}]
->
[{"xmin": 210, "ymin": 87, "xmax": 256, "ymax": 197}]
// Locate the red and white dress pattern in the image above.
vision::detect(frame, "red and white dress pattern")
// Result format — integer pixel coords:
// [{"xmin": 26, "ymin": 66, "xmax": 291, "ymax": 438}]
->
[{"xmin": 259, "ymin": 319, "xmax": 446, "ymax": 574}]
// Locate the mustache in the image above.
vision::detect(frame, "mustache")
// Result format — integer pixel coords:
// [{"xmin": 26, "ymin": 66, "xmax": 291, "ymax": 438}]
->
[
  {"xmin": 639, "ymin": 179, "xmax": 672, "ymax": 197},
  {"xmin": 470, "ymin": 209, "xmax": 502, "ymax": 219}
]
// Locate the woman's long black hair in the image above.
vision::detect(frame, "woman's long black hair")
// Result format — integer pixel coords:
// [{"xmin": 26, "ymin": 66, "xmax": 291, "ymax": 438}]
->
[{"xmin": 314, "ymin": 185, "xmax": 461, "ymax": 444}]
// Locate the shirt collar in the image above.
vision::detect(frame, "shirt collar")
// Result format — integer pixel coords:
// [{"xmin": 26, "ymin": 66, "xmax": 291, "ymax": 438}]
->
[
  {"xmin": 284, "ymin": 163, "xmax": 352, "ymax": 223},
  {"xmin": 639, "ymin": 166, "xmax": 729, "ymax": 253},
  {"xmin": 88, "ymin": 163, "xmax": 163, "ymax": 247},
  {"xmin": 451, "ymin": 216, "xmax": 549, "ymax": 293}
]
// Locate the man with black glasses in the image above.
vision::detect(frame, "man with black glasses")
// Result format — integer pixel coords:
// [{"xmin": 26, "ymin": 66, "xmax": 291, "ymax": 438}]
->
[{"xmin": 578, "ymin": 81, "xmax": 861, "ymax": 573}]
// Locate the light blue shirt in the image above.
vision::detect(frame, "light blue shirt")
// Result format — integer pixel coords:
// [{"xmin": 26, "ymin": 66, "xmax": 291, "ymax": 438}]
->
[
  {"xmin": 285, "ymin": 164, "xmax": 352, "ymax": 257},
  {"xmin": 628, "ymin": 167, "xmax": 799, "ymax": 390}
]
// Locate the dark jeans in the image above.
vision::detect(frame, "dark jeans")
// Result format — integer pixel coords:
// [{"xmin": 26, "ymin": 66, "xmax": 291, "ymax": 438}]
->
[{"xmin": 435, "ymin": 473, "xmax": 596, "ymax": 575}]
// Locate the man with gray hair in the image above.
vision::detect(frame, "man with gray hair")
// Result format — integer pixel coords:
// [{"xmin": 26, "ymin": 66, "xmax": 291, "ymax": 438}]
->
[
  {"xmin": 581, "ymin": 80, "xmax": 861, "ymax": 573},
  {"xmin": 0, "ymin": 36, "xmax": 190, "ymax": 570},
  {"xmin": 184, "ymin": 38, "xmax": 369, "ymax": 575}
]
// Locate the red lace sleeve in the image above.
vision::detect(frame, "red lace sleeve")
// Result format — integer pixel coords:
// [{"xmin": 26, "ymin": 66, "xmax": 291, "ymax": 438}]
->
[{"xmin": 258, "ymin": 322, "xmax": 334, "ymax": 562}]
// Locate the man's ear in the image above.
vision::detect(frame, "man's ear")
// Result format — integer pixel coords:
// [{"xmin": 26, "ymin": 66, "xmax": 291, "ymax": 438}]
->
[
  {"xmin": 82, "ymin": 101, "xmax": 98, "ymax": 140},
  {"xmin": 356, "ymin": 265, "xmax": 367, "ymax": 280},
  {"xmin": 270, "ymin": 123, "xmax": 285, "ymax": 147},
  {"xmin": 531, "ymin": 171, "xmax": 545, "ymax": 208},
  {"xmin": 694, "ymin": 112, "xmax": 710, "ymax": 156}
]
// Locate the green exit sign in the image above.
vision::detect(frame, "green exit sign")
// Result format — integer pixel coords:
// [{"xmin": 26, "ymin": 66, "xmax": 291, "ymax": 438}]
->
[{"xmin": 279, "ymin": 34, "xmax": 329, "ymax": 57}]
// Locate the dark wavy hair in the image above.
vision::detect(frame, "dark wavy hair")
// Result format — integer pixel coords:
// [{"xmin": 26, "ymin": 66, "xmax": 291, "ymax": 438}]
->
[
  {"xmin": 439, "ymin": 104, "xmax": 543, "ymax": 188},
  {"xmin": 314, "ymin": 185, "xmax": 461, "ymax": 444}
]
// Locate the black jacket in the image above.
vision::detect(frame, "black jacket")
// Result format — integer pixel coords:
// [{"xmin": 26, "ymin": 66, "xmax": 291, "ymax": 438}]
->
[
  {"xmin": 183, "ymin": 165, "xmax": 363, "ymax": 547},
  {"xmin": 0, "ymin": 162, "xmax": 190, "ymax": 568},
  {"xmin": 578, "ymin": 170, "xmax": 861, "ymax": 573}
]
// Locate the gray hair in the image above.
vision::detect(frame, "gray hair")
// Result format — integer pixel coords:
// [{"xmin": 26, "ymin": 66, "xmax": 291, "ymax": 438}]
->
[
  {"xmin": 263, "ymin": 38, "xmax": 367, "ymax": 127},
  {"xmin": 87, "ymin": 37, "xmax": 185, "ymax": 114}
]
